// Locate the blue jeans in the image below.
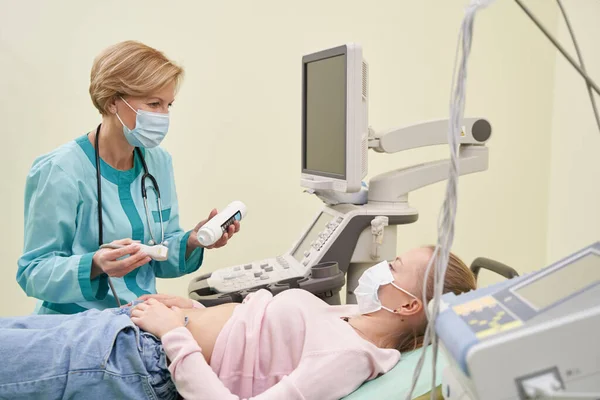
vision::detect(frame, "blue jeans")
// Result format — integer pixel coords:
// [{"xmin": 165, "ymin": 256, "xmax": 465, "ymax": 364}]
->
[{"xmin": 0, "ymin": 304, "xmax": 178, "ymax": 399}]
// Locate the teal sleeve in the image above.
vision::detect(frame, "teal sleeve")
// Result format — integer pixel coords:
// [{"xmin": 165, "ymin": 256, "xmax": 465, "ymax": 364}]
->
[
  {"xmin": 16, "ymin": 162, "xmax": 109, "ymax": 303},
  {"xmin": 151, "ymin": 157, "xmax": 204, "ymax": 278},
  {"xmin": 152, "ymin": 230, "xmax": 204, "ymax": 278}
]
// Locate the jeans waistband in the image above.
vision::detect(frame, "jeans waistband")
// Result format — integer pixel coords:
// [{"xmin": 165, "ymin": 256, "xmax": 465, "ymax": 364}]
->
[
  {"xmin": 140, "ymin": 332, "xmax": 178, "ymax": 400},
  {"xmin": 115, "ymin": 301, "xmax": 178, "ymax": 400}
]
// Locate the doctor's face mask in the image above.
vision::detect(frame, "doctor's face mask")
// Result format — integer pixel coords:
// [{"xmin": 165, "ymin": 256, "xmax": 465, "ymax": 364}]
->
[
  {"xmin": 116, "ymin": 97, "xmax": 170, "ymax": 148},
  {"xmin": 354, "ymin": 260, "xmax": 418, "ymax": 315}
]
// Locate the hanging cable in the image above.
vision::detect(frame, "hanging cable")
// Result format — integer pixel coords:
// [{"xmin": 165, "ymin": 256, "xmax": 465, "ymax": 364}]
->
[
  {"xmin": 403, "ymin": 1, "xmax": 496, "ymax": 398},
  {"xmin": 555, "ymin": 0, "xmax": 600, "ymax": 133},
  {"xmin": 405, "ymin": 2, "xmax": 599, "ymax": 399}
]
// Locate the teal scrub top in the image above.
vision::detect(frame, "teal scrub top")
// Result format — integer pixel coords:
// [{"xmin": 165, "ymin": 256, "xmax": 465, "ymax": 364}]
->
[{"xmin": 17, "ymin": 134, "xmax": 204, "ymax": 314}]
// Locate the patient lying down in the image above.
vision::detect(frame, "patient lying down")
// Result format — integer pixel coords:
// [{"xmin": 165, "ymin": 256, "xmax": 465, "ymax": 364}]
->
[{"xmin": 0, "ymin": 246, "xmax": 475, "ymax": 399}]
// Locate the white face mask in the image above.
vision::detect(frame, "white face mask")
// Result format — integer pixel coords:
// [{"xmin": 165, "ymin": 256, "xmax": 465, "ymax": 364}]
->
[
  {"xmin": 354, "ymin": 260, "xmax": 418, "ymax": 315},
  {"xmin": 116, "ymin": 97, "xmax": 170, "ymax": 148}
]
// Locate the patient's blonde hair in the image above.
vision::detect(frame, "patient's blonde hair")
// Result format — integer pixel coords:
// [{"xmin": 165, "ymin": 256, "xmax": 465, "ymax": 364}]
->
[
  {"xmin": 395, "ymin": 247, "xmax": 476, "ymax": 353},
  {"xmin": 89, "ymin": 40, "xmax": 184, "ymax": 115}
]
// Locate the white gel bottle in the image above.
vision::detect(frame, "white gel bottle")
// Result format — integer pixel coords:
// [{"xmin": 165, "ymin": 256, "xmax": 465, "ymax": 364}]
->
[{"xmin": 197, "ymin": 201, "xmax": 247, "ymax": 247}]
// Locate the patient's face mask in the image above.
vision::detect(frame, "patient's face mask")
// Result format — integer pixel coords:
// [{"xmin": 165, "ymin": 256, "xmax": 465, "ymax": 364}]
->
[
  {"xmin": 116, "ymin": 97, "xmax": 170, "ymax": 148},
  {"xmin": 354, "ymin": 260, "xmax": 418, "ymax": 315}
]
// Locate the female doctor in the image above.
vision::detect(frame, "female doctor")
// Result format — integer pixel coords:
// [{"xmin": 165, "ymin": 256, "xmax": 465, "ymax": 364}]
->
[{"xmin": 17, "ymin": 40, "xmax": 239, "ymax": 314}]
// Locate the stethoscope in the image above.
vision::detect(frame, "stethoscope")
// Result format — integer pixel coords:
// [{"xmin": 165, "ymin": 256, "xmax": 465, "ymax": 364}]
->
[{"xmin": 94, "ymin": 123, "xmax": 165, "ymax": 305}]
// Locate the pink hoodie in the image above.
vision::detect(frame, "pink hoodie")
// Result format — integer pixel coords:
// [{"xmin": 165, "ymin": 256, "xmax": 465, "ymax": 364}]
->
[{"xmin": 162, "ymin": 289, "xmax": 400, "ymax": 400}]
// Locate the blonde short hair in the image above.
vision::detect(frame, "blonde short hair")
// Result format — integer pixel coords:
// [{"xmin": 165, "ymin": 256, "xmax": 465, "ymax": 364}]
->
[{"xmin": 89, "ymin": 40, "xmax": 184, "ymax": 115}]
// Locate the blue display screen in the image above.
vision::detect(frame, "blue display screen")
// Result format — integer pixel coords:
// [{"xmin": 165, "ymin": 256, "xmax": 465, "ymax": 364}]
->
[{"xmin": 221, "ymin": 211, "xmax": 242, "ymax": 230}]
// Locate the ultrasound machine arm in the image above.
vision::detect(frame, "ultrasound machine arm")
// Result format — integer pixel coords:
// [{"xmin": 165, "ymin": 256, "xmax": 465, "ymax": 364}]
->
[
  {"xmin": 369, "ymin": 118, "xmax": 491, "ymax": 153},
  {"xmin": 367, "ymin": 118, "xmax": 491, "ymax": 203}
]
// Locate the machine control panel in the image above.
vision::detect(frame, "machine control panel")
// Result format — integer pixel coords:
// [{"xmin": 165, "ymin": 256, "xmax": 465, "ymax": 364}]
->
[
  {"xmin": 445, "ymin": 244, "xmax": 600, "ymax": 340},
  {"xmin": 206, "ymin": 210, "xmax": 343, "ymax": 293},
  {"xmin": 436, "ymin": 242, "xmax": 600, "ymax": 378}
]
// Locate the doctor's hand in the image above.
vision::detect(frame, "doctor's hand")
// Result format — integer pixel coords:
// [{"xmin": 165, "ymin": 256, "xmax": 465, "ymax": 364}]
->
[
  {"xmin": 130, "ymin": 298, "xmax": 186, "ymax": 338},
  {"xmin": 91, "ymin": 239, "xmax": 152, "ymax": 279},
  {"xmin": 188, "ymin": 208, "xmax": 241, "ymax": 250}
]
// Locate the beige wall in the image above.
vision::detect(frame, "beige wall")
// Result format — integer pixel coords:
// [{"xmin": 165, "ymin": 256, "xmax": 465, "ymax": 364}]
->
[
  {"xmin": 0, "ymin": 0, "xmax": 559, "ymax": 316},
  {"xmin": 546, "ymin": 0, "xmax": 600, "ymax": 264}
]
